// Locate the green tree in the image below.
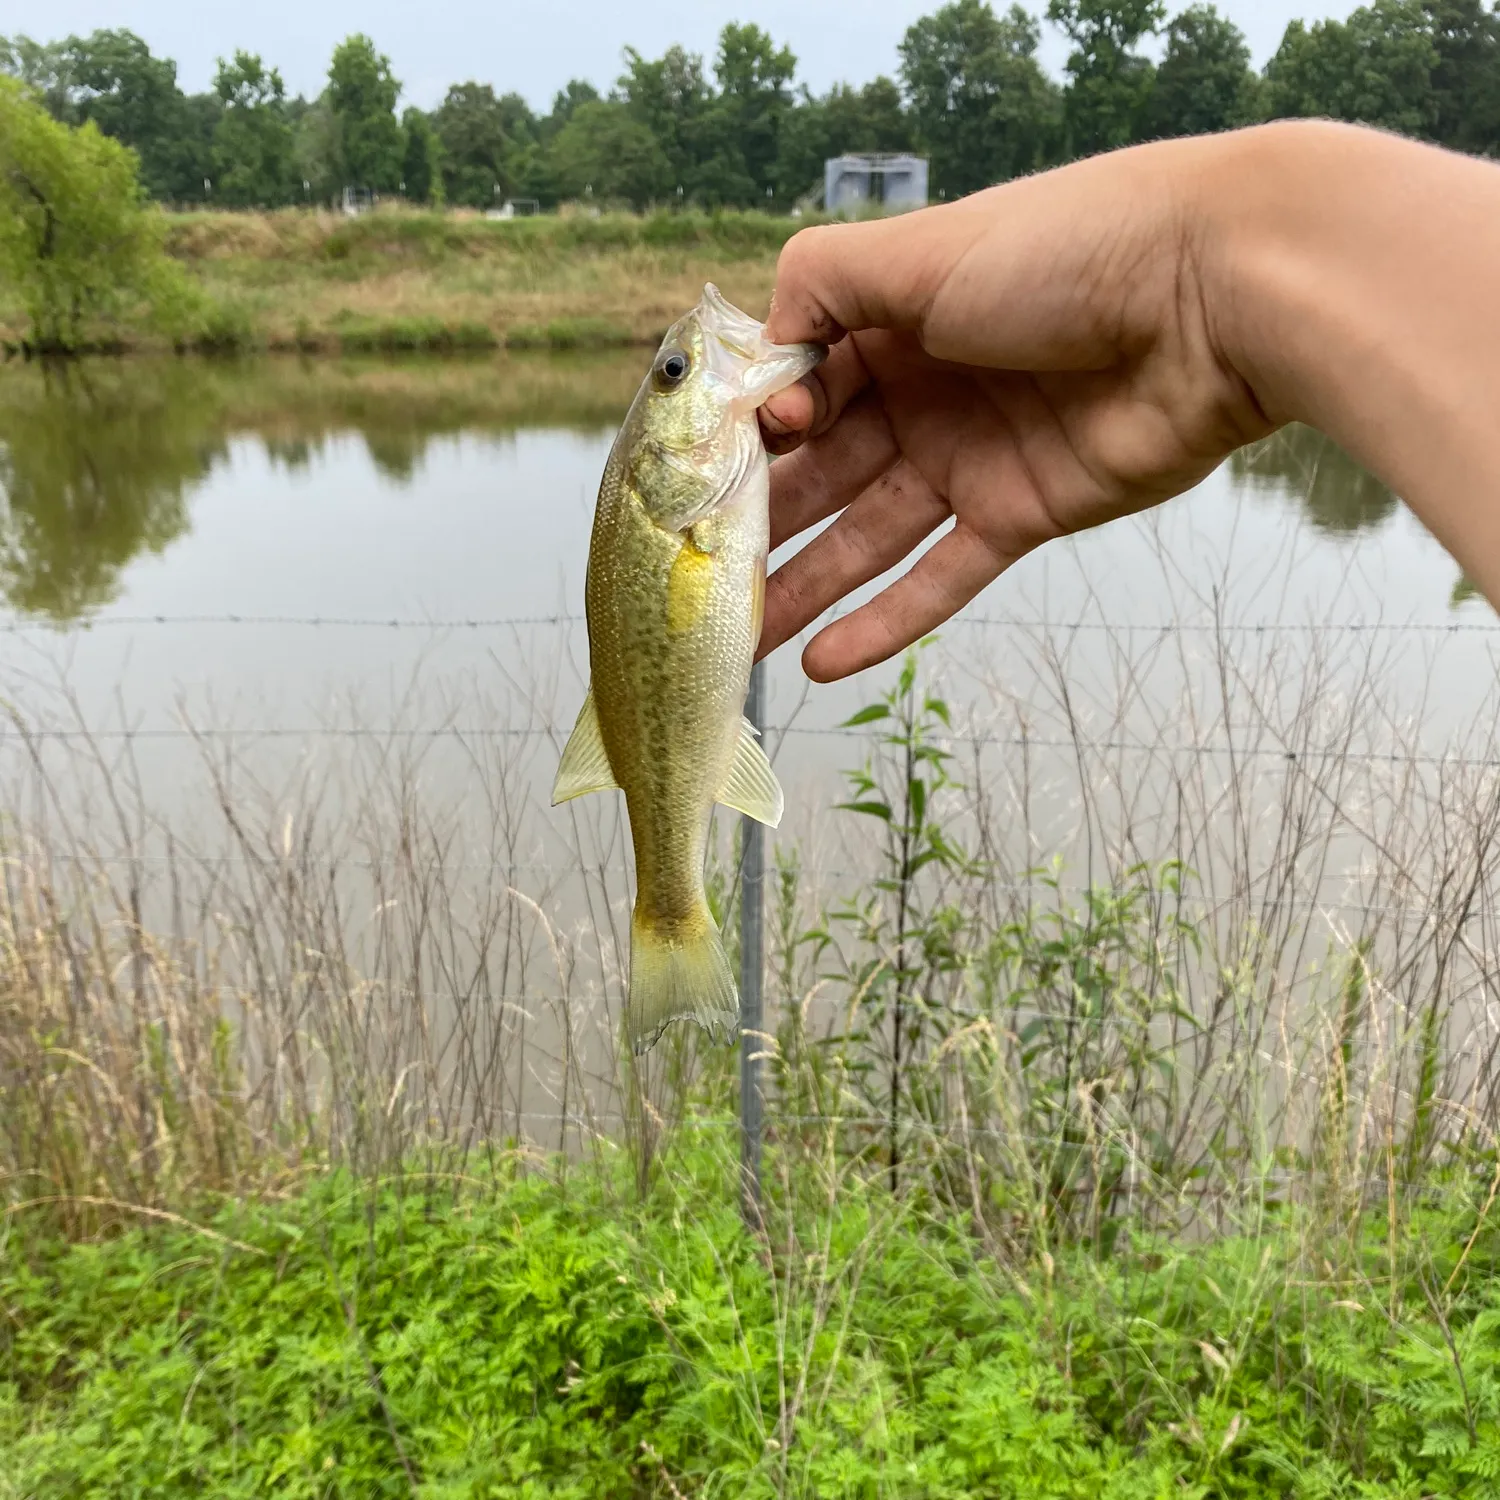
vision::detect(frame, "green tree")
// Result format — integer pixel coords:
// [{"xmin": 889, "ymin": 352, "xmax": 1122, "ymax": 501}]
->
[
  {"xmin": 541, "ymin": 79, "xmax": 600, "ymax": 142},
  {"xmin": 0, "ymin": 34, "xmax": 76, "ymax": 120},
  {"xmin": 61, "ymin": 29, "xmax": 213, "ymax": 200},
  {"xmin": 326, "ymin": 34, "xmax": 402, "ymax": 191},
  {"xmin": 844, "ymin": 75, "xmax": 909, "ymax": 148},
  {"xmin": 619, "ymin": 44, "xmax": 711, "ymax": 198},
  {"xmin": 1143, "ymin": 4, "xmax": 1260, "ymax": 138},
  {"xmin": 547, "ymin": 97, "xmax": 671, "ymax": 209},
  {"xmin": 211, "ymin": 51, "xmax": 294, "ymax": 207},
  {"xmin": 291, "ymin": 96, "xmax": 340, "ymax": 203},
  {"xmin": 1048, "ymin": 0, "xmax": 1165, "ymax": 155},
  {"xmin": 900, "ymin": 1, "xmax": 1062, "ymax": 197},
  {"xmin": 400, "ymin": 107, "xmax": 442, "ymax": 203},
  {"xmin": 1265, "ymin": 1, "xmax": 1440, "ymax": 137},
  {"xmin": 0, "ymin": 76, "xmax": 183, "ymax": 350},
  {"xmin": 433, "ymin": 82, "xmax": 512, "ymax": 207},
  {"xmin": 698, "ymin": 23, "xmax": 797, "ymax": 206},
  {"xmin": 1423, "ymin": 0, "xmax": 1500, "ymax": 153},
  {"xmin": 493, "ymin": 88, "xmax": 539, "ymax": 196},
  {"xmin": 181, "ymin": 92, "xmax": 222, "ymax": 199}
]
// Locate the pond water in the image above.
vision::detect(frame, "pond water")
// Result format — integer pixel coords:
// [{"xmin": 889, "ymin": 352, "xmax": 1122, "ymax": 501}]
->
[
  {"xmin": 0, "ymin": 351, "xmax": 1488, "ymax": 736},
  {"xmin": 3, "ymin": 349, "xmax": 1498, "ymax": 889},
  {"xmin": 4, "ymin": 352, "xmax": 1499, "ymax": 1149}
]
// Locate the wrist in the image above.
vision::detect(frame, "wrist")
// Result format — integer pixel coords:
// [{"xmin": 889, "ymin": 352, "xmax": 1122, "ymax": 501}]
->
[
  {"xmin": 1188, "ymin": 121, "xmax": 1378, "ymax": 431},
  {"xmin": 1197, "ymin": 120, "xmax": 1500, "ymax": 602}
]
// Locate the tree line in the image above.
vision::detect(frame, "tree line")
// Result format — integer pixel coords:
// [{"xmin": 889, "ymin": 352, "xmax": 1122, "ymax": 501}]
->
[{"xmin": 4, "ymin": 1, "xmax": 1500, "ymax": 213}]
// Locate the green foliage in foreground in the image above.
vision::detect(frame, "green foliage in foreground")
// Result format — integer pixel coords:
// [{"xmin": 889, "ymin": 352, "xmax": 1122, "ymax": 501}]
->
[{"xmin": 2, "ymin": 1146, "xmax": 1499, "ymax": 1498}]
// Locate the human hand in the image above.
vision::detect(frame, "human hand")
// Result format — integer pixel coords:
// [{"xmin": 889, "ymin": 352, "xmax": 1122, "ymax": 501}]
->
[{"xmin": 755, "ymin": 131, "xmax": 1277, "ymax": 683}]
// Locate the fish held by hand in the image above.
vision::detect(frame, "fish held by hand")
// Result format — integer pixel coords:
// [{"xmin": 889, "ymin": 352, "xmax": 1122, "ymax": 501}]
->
[{"xmin": 552, "ymin": 284, "xmax": 825, "ymax": 1054}]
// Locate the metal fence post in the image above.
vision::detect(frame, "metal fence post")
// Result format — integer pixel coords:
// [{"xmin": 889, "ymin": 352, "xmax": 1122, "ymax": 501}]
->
[{"xmin": 739, "ymin": 657, "xmax": 766, "ymax": 1225}]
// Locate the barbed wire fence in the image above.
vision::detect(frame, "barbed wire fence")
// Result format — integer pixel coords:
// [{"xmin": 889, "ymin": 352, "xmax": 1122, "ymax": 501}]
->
[{"xmin": 6, "ymin": 603, "xmax": 1500, "ymax": 1220}]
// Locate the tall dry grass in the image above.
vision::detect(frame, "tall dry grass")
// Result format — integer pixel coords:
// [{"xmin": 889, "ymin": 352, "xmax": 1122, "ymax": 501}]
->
[
  {"xmin": 1, "ymin": 606, "xmax": 1497, "ymax": 1257},
  {"xmin": 0, "ymin": 203, "xmax": 799, "ymax": 351}
]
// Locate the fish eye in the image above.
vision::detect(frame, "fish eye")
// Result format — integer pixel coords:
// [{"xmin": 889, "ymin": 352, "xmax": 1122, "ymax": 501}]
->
[{"xmin": 654, "ymin": 349, "xmax": 691, "ymax": 390}]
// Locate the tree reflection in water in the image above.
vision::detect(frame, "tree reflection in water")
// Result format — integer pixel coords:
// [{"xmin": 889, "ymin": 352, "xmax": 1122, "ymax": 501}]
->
[
  {"xmin": 0, "ymin": 351, "xmax": 643, "ymax": 622},
  {"xmin": 4, "ymin": 366, "xmax": 1464, "ymax": 625},
  {"xmin": 1229, "ymin": 422, "xmax": 1398, "ymax": 536},
  {"xmin": 0, "ymin": 362, "xmax": 214, "ymax": 618}
]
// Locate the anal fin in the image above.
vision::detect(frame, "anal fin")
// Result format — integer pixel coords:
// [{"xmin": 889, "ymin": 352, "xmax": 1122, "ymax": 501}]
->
[
  {"xmin": 716, "ymin": 717, "xmax": 784, "ymax": 828},
  {"xmin": 552, "ymin": 687, "xmax": 619, "ymax": 805}
]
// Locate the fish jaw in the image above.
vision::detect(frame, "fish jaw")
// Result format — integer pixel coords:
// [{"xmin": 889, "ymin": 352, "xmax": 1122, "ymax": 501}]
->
[{"xmin": 694, "ymin": 283, "xmax": 826, "ymax": 419}]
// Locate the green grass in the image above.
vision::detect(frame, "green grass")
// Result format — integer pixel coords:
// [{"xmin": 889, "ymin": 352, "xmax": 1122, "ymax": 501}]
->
[
  {"xmin": 505, "ymin": 315, "xmax": 638, "ymax": 350},
  {"xmin": 3, "ymin": 1142, "xmax": 1498, "ymax": 1498},
  {"xmin": 330, "ymin": 314, "xmax": 500, "ymax": 354},
  {"xmin": 163, "ymin": 206, "xmax": 807, "ymax": 266}
]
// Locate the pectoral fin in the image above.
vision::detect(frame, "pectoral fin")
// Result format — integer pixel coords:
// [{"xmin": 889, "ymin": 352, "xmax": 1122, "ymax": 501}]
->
[
  {"xmin": 716, "ymin": 717, "xmax": 784, "ymax": 827},
  {"xmin": 552, "ymin": 688, "xmax": 618, "ymax": 805}
]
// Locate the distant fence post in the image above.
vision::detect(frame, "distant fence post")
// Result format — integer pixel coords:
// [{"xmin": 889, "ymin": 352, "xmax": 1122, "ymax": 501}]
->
[{"xmin": 740, "ymin": 657, "xmax": 766, "ymax": 1225}]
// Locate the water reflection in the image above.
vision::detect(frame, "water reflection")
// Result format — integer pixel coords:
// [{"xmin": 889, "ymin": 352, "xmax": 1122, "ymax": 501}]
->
[
  {"xmin": 1229, "ymin": 423, "xmax": 1398, "ymax": 535},
  {"xmin": 0, "ymin": 357, "xmax": 1419, "ymax": 624},
  {"xmin": 0, "ymin": 352, "xmax": 643, "ymax": 621},
  {"xmin": 0, "ymin": 363, "xmax": 212, "ymax": 617}
]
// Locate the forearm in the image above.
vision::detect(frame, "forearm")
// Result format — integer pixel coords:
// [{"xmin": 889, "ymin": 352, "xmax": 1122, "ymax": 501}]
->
[{"xmin": 1205, "ymin": 121, "xmax": 1500, "ymax": 600}]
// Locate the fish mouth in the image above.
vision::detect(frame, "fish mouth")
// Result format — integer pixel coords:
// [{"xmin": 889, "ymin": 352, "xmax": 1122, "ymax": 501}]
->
[
  {"xmin": 698, "ymin": 283, "xmax": 768, "ymax": 360},
  {"xmin": 696, "ymin": 283, "xmax": 826, "ymax": 414}
]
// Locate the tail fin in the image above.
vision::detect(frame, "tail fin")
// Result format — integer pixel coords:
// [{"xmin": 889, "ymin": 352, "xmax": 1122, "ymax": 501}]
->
[{"xmin": 627, "ymin": 905, "xmax": 739, "ymax": 1055}]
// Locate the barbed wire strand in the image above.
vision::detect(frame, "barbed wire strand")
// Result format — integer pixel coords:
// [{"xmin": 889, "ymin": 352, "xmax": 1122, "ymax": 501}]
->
[
  {"xmin": 47, "ymin": 967, "xmax": 1500, "ymax": 1035},
  {"xmin": 499, "ymin": 1110, "xmax": 1490, "ymax": 1169}
]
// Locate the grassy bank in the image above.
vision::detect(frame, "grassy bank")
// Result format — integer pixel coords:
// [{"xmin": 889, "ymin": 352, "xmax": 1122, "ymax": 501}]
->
[
  {"xmin": 2, "ymin": 1144, "xmax": 1497, "ymax": 1498},
  {"xmin": 0, "ymin": 207, "xmax": 801, "ymax": 356}
]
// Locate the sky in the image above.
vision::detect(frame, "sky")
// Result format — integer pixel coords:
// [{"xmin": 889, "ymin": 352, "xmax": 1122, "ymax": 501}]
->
[{"xmin": 4, "ymin": 0, "xmax": 1364, "ymax": 112}]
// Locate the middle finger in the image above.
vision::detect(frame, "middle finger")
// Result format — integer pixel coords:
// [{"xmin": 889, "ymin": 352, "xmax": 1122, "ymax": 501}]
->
[{"xmin": 759, "ymin": 454, "xmax": 950, "ymax": 659}]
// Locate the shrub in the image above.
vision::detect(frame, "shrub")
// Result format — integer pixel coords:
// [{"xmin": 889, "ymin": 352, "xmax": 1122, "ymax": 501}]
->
[
  {"xmin": 0, "ymin": 77, "xmax": 187, "ymax": 352},
  {"xmin": 3, "ymin": 1151, "xmax": 1497, "ymax": 1497}
]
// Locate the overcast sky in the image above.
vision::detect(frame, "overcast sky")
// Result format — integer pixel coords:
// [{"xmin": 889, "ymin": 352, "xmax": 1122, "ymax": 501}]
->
[{"xmin": 9, "ymin": 1, "xmax": 1363, "ymax": 111}]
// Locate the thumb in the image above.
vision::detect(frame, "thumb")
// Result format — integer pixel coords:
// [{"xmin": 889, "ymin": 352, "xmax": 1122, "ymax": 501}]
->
[
  {"xmin": 767, "ymin": 155, "xmax": 1161, "ymax": 373},
  {"xmin": 764, "ymin": 204, "xmax": 977, "ymax": 348}
]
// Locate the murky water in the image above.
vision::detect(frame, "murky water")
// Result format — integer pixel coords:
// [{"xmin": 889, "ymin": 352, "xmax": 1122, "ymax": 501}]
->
[
  {"xmin": 4, "ymin": 349, "xmax": 1498, "ymax": 885},
  {"xmin": 0, "ymin": 352, "xmax": 1488, "ymax": 729}
]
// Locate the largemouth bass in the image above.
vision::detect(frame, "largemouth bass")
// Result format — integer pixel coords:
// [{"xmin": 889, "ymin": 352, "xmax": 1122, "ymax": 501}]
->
[{"xmin": 551, "ymin": 284, "xmax": 824, "ymax": 1053}]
